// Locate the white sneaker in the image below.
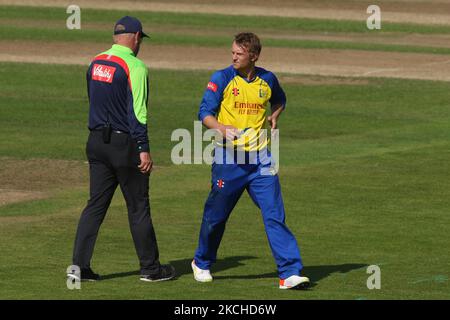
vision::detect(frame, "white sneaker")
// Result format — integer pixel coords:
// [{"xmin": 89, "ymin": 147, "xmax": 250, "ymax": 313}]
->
[
  {"xmin": 279, "ymin": 275, "xmax": 310, "ymax": 289},
  {"xmin": 191, "ymin": 260, "xmax": 213, "ymax": 282}
]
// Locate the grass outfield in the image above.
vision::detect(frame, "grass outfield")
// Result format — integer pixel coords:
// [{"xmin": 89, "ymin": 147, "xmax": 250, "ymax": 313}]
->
[
  {"xmin": 0, "ymin": 62, "xmax": 449, "ymax": 299},
  {"xmin": 1, "ymin": 6, "xmax": 450, "ymax": 55},
  {"xmin": 4, "ymin": 25, "xmax": 450, "ymax": 56},
  {"xmin": 2, "ymin": 5, "xmax": 450, "ymax": 34}
]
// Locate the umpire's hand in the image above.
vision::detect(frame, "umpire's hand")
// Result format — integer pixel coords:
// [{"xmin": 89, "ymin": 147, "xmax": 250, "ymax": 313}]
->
[{"xmin": 138, "ymin": 152, "xmax": 153, "ymax": 174}]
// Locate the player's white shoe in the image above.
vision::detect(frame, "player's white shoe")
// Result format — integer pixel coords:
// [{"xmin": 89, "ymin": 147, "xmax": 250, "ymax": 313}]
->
[
  {"xmin": 191, "ymin": 260, "xmax": 213, "ymax": 282},
  {"xmin": 279, "ymin": 275, "xmax": 310, "ymax": 289}
]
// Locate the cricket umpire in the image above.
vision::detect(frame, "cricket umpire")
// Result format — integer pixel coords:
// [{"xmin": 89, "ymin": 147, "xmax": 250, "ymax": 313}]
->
[{"xmin": 68, "ymin": 16, "xmax": 175, "ymax": 282}]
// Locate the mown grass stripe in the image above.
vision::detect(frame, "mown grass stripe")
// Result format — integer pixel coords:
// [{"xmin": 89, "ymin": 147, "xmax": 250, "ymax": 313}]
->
[
  {"xmin": 1, "ymin": 5, "xmax": 450, "ymax": 34},
  {"xmin": 2, "ymin": 26, "xmax": 450, "ymax": 55}
]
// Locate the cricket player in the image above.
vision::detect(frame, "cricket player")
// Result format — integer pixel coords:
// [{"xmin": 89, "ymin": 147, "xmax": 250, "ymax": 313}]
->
[{"xmin": 191, "ymin": 33, "xmax": 310, "ymax": 289}]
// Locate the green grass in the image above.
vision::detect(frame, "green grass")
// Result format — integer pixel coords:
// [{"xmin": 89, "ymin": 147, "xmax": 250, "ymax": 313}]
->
[
  {"xmin": 2, "ymin": 5, "xmax": 450, "ymax": 34},
  {"xmin": 0, "ymin": 62, "xmax": 449, "ymax": 299},
  {"xmin": 3, "ymin": 25, "xmax": 450, "ymax": 55},
  {"xmin": 2, "ymin": 5, "xmax": 450, "ymax": 56}
]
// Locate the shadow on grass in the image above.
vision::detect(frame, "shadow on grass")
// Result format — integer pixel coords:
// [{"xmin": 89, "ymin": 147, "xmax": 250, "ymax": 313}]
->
[
  {"xmin": 170, "ymin": 256, "xmax": 258, "ymax": 278},
  {"xmin": 177, "ymin": 258, "xmax": 367, "ymax": 289},
  {"xmin": 212, "ymin": 262, "xmax": 367, "ymax": 287},
  {"xmin": 171, "ymin": 257, "xmax": 367, "ymax": 288},
  {"xmin": 303, "ymin": 264, "xmax": 368, "ymax": 287},
  {"xmin": 99, "ymin": 256, "xmax": 254, "ymax": 280},
  {"xmin": 101, "ymin": 256, "xmax": 367, "ymax": 287},
  {"xmin": 101, "ymin": 270, "xmax": 140, "ymax": 280}
]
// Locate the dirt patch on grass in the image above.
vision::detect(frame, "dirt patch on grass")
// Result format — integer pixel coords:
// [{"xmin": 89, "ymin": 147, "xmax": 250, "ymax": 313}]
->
[
  {"xmin": 0, "ymin": 157, "xmax": 88, "ymax": 191},
  {"xmin": 2, "ymin": 0, "xmax": 450, "ymax": 25},
  {"xmin": 2, "ymin": 40, "xmax": 450, "ymax": 82},
  {"xmin": 0, "ymin": 189, "xmax": 47, "ymax": 206}
]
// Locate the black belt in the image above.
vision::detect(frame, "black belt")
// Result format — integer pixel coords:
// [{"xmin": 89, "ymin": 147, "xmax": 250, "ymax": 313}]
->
[{"xmin": 92, "ymin": 128, "xmax": 127, "ymax": 134}]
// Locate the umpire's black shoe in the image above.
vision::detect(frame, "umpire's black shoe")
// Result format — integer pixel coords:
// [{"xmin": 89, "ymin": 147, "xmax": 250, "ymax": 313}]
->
[
  {"xmin": 67, "ymin": 267, "xmax": 101, "ymax": 282},
  {"xmin": 140, "ymin": 264, "xmax": 176, "ymax": 282}
]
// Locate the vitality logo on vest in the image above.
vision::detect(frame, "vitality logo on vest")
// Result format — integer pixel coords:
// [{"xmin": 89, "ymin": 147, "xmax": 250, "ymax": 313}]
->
[{"xmin": 92, "ymin": 64, "xmax": 116, "ymax": 83}]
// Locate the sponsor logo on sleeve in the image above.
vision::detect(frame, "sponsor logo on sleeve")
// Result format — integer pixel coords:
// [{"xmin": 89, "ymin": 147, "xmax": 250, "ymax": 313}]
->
[
  {"xmin": 207, "ymin": 81, "xmax": 218, "ymax": 92},
  {"xmin": 92, "ymin": 64, "xmax": 116, "ymax": 83}
]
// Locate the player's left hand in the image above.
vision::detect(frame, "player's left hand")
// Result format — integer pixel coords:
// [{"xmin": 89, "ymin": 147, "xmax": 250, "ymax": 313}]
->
[
  {"xmin": 267, "ymin": 115, "xmax": 277, "ymax": 129},
  {"xmin": 269, "ymin": 104, "xmax": 284, "ymax": 129},
  {"xmin": 138, "ymin": 152, "xmax": 153, "ymax": 174}
]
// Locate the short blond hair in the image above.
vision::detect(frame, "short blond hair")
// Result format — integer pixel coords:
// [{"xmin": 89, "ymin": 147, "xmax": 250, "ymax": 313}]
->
[{"xmin": 234, "ymin": 32, "xmax": 262, "ymax": 56}]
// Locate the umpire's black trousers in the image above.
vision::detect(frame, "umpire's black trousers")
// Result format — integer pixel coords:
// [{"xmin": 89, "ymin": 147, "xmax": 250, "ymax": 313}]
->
[{"xmin": 72, "ymin": 130, "xmax": 160, "ymax": 275}]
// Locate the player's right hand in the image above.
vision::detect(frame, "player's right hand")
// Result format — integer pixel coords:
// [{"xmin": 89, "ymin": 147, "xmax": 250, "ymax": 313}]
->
[{"xmin": 219, "ymin": 124, "xmax": 241, "ymax": 141}]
